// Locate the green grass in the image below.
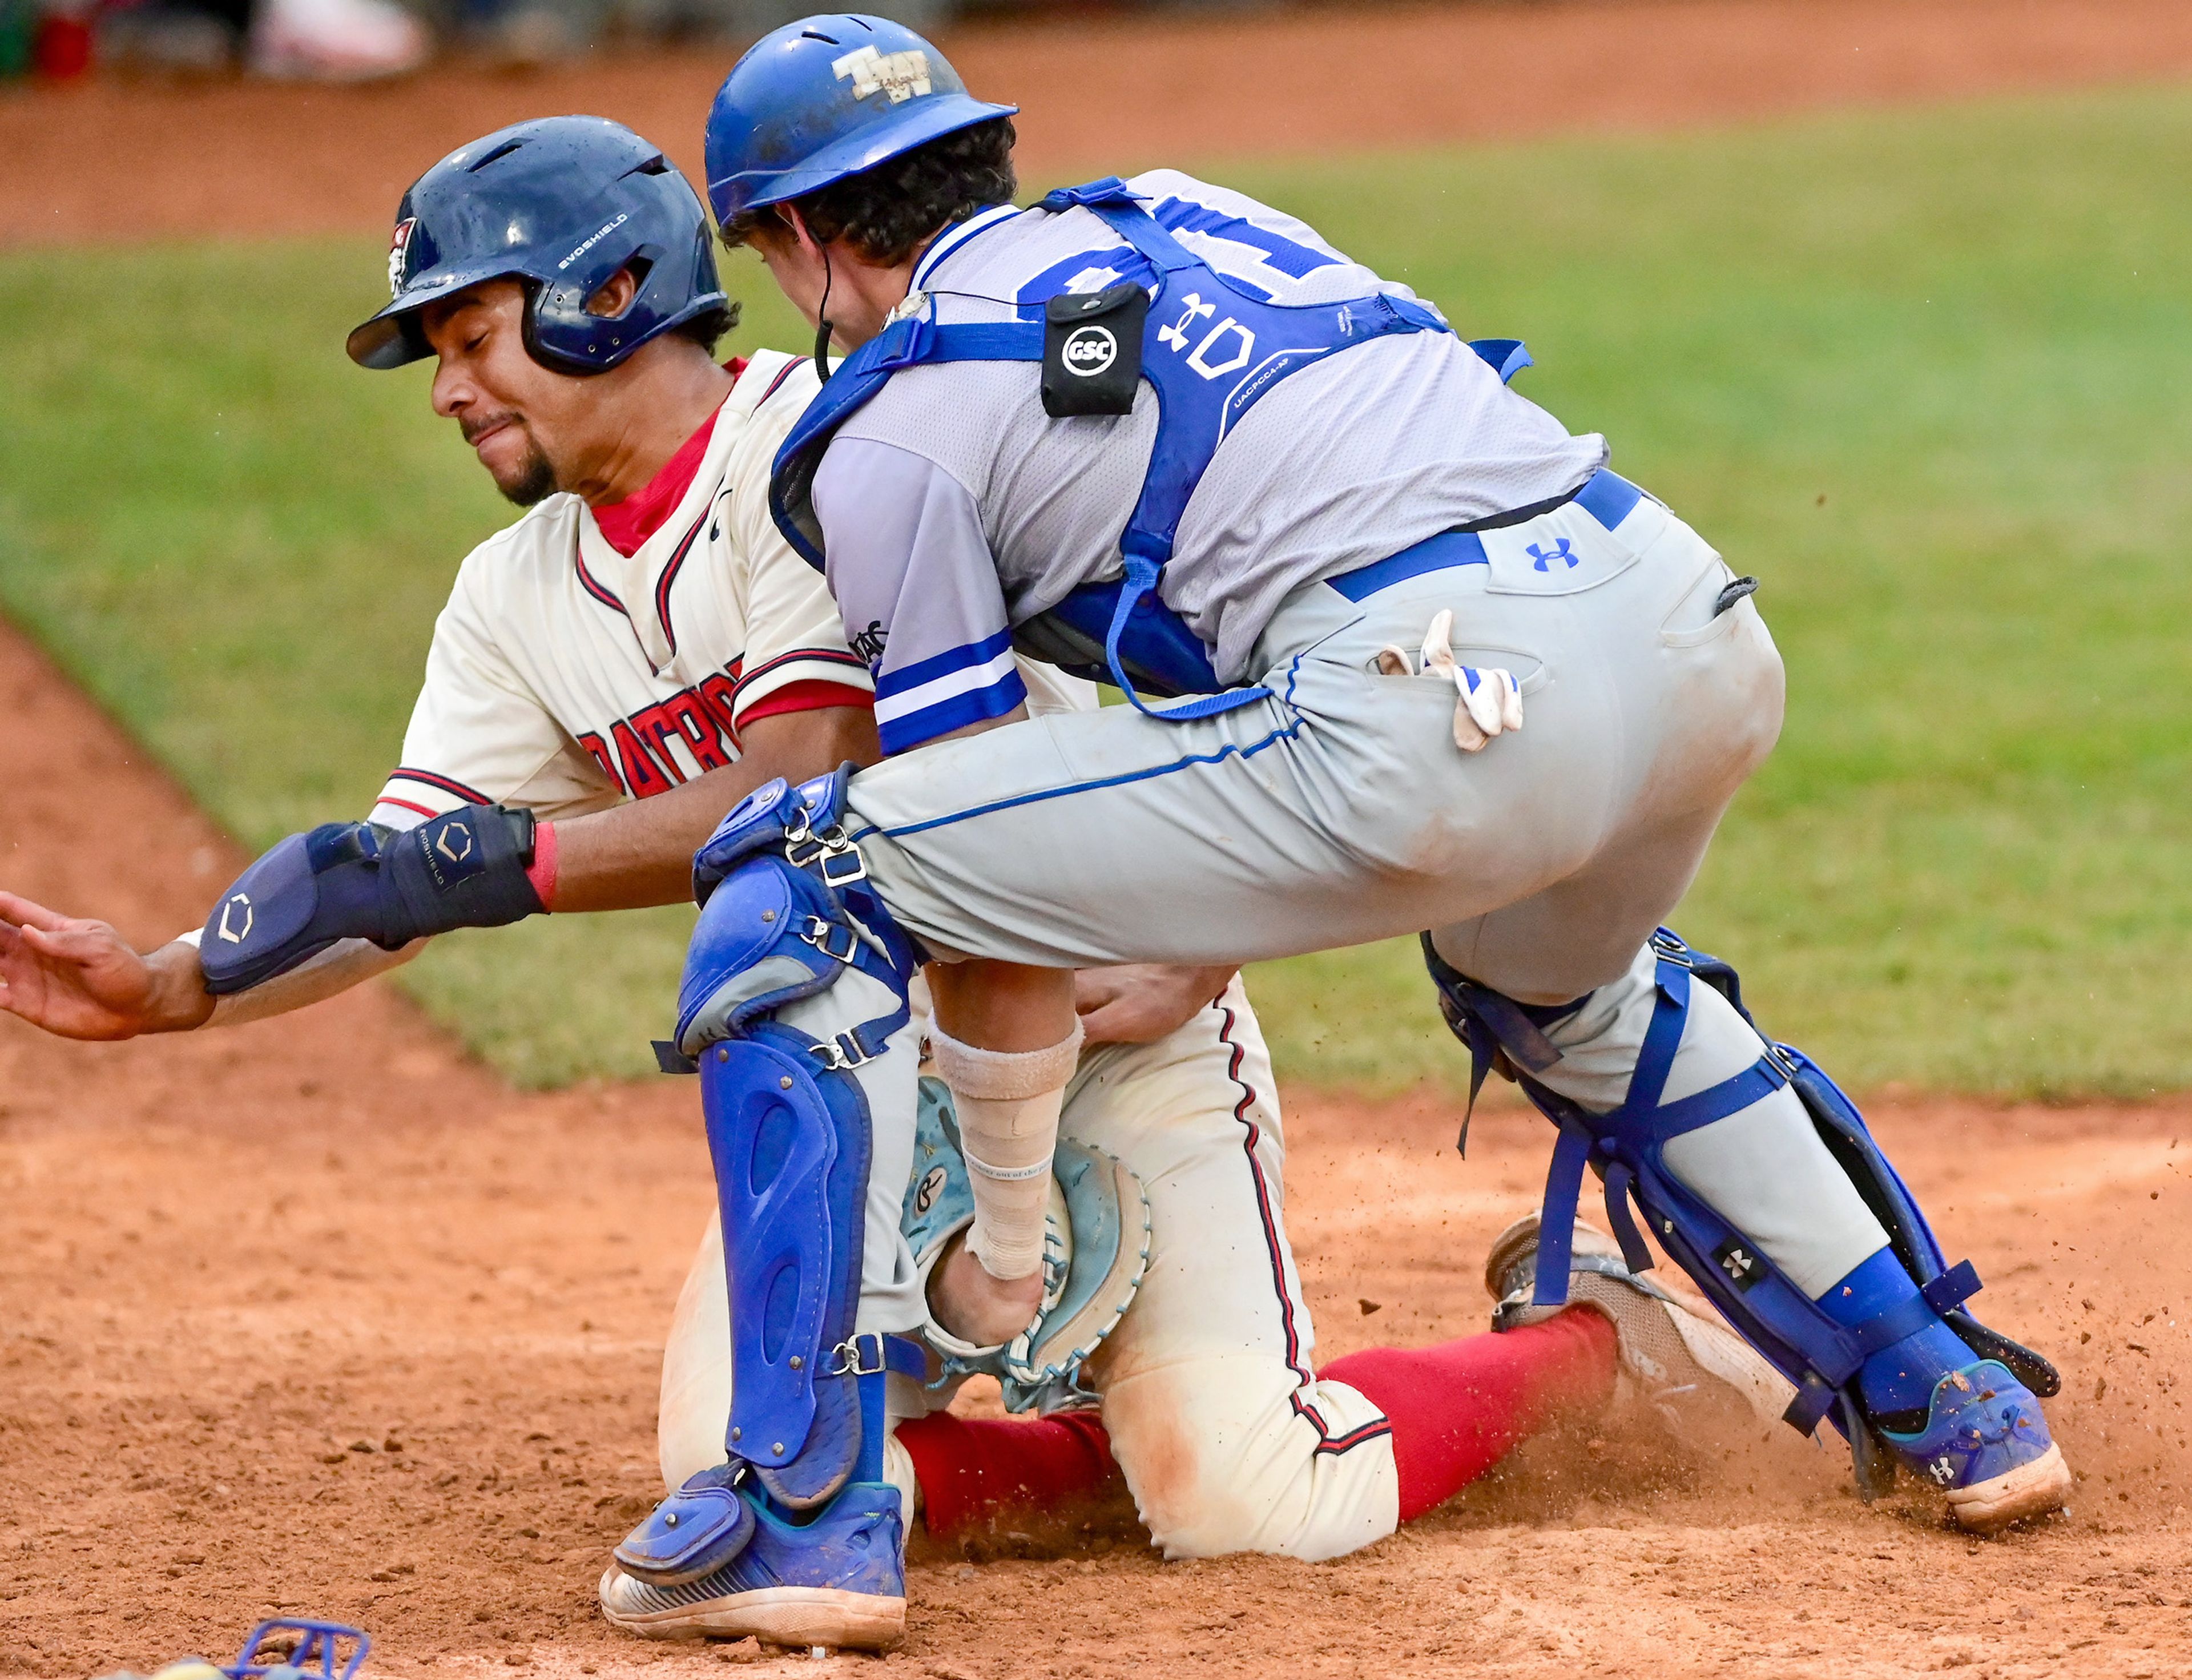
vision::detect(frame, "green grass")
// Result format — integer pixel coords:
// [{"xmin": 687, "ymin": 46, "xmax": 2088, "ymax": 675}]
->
[{"xmin": 4, "ymin": 87, "xmax": 2190, "ymax": 1094}]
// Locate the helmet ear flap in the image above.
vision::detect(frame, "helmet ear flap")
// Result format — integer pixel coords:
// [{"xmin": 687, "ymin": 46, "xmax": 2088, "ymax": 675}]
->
[{"xmin": 518, "ymin": 279, "xmax": 603, "ymax": 378}]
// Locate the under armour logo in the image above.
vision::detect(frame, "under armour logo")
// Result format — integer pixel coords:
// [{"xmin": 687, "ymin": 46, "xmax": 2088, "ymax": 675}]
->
[
  {"xmin": 1928, "ymin": 1457, "xmax": 1957, "ymax": 1486},
  {"xmin": 832, "ymin": 45, "xmax": 931, "ymax": 104},
  {"xmin": 434, "ymin": 821, "xmax": 473, "ymax": 866},
  {"xmin": 1527, "ymin": 538, "xmax": 1578, "ymax": 572},
  {"xmin": 1157, "ymin": 293, "xmax": 1216, "ymax": 352},
  {"xmin": 216, "ymin": 893, "xmax": 253, "ymax": 945}
]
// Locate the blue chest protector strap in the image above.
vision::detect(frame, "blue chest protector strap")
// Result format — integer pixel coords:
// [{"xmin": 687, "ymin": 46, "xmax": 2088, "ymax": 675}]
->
[{"xmin": 770, "ymin": 177, "xmax": 1530, "ymax": 718}]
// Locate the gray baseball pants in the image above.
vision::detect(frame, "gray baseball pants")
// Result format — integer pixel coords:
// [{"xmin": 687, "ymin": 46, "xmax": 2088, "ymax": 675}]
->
[{"xmin": 843, "ymin": 488, "xmax": 1890, "ymax": 1294}]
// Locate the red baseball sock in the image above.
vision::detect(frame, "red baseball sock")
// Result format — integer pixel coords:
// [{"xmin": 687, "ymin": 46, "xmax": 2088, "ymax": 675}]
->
[
  {"xmin": 1320, "ymin": 1308, "xmax": 1619, "ymax": 1521},
  {"xmin": 894, "ymin": 1409, "xmax": 1123, "ymax": 1544},
  {"xmin": 895, "ymin": 1312, "xmax": 1617, "ymax": 1539}
]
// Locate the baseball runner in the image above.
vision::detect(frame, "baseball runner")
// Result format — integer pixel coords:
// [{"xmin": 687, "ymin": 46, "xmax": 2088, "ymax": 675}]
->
[
  {"xmin": 0, "ymin": 115, "xmax": 1790, "ymax": 1649},
  {"xmin": 588, "ymin": 11, "xmax": 2072, "ymax": 1644}
]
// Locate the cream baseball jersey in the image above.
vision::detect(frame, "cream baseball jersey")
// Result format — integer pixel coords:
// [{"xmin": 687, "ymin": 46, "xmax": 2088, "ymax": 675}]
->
[
  {"xmin": 369, "ymin": 349, "xmax": 1094, "ymax": 828},
  {"xmin": 370, "ymin": 350, "xmax": 843, "ymax": 825}
]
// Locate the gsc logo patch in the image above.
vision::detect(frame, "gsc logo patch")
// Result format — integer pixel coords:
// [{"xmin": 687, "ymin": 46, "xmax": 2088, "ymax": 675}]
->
[{"xmin": 1059, "ymin": 324, "xmax": 1118, "ymax": 378}]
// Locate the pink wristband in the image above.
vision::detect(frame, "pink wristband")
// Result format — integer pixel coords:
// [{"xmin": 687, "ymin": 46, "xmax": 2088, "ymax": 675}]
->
[{"xmin": 523, "ymin": 819, "xmax": 559, "ymax": 910}]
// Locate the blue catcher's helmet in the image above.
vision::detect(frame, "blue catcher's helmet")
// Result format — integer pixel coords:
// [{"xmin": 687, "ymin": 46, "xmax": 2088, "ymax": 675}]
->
[
  {"xmin": 346, "ymin": 115, "xmax": 728, "ymax": 375},
  {"xmin": 703, "ymin": 14, "xmax": 1016, "ymax": 227}
]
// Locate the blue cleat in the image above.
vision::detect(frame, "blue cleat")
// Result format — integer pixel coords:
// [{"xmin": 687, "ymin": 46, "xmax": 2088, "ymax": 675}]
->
[
  {"xmin": 598, "ymin": 1480, "xmax": 906, "ymax": 1649},
  {"xmin": 1877, "ymin": 1360, "xmax": 2072, "ymax": 1533}
]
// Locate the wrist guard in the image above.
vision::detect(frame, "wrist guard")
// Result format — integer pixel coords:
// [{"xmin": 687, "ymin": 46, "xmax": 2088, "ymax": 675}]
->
[{"xmin": 200, "ymin": 804, "xmax": 542, "ymax": 995}]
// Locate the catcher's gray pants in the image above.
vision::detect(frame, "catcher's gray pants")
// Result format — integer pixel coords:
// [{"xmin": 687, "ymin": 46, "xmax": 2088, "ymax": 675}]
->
[{"xmin": 845, "ymin": 490, "xmax": 1892, "ymax": 1296}]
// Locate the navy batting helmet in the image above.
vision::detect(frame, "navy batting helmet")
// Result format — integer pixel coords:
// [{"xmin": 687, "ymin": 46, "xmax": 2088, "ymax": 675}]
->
[
  {"xmin": 347, "ymin": 116, "xmax": 729, "ymax": 375},
  {"xmin": 702, "ymin": 15, "xmax": 1015, "ymax": 227}
]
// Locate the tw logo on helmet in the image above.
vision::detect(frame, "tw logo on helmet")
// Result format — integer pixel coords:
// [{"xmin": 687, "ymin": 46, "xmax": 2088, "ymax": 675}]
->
[{"xmin": 832, "ymin": 45, "xmax": 931, "ymax": 104}]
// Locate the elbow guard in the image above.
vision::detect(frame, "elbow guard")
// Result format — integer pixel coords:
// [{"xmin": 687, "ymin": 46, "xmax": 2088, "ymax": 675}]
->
[{"xmin": 200, "ymin": 804, "xmax": 542, "ymax": 995}]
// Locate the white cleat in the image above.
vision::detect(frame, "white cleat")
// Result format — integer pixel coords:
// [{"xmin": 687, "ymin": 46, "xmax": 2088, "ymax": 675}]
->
[{"xmin": 1485, "ymin": 1211, "xmax": 1794, "ymax": 1431}]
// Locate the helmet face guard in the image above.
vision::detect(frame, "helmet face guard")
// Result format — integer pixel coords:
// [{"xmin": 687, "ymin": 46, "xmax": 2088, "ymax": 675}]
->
[
  {"xmin": 348, "ymin": 116, "xmax": 729, "ymax": 376},
  {"xmin": 703, "ymin": 13, "xmax": 1016, "ymax": 227}
]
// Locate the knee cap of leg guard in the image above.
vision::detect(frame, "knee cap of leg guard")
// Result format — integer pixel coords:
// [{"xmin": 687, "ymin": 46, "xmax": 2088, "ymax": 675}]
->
[
  {"xmin": 694, "ymin": 764, "xmax": 858, "ymax": 907},
  {"xmin": 677, "ymin": 852, "xmax": 860, "ymax": 1055}
]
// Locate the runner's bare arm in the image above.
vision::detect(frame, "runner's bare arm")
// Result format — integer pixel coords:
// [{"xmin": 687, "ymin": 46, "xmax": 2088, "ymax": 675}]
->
[
  {"xmin": 0, "ymin": 706, "xmax": 881, "ymax": 1041},
  {"xmin": 546, "ymin": 704, "xmax": 879, "ymax": 912}
]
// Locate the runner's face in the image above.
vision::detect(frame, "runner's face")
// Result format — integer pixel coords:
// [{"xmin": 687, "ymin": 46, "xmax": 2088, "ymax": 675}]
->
[{"xmin": 421, "ymin": 281, "xmax": 587, "ymax": 506}]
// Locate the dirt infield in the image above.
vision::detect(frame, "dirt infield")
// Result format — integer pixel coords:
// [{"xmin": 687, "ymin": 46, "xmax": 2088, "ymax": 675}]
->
[
  {"xmin": 9, "ymin": 2, "xmax": 2192, "ymax": 1669},
  {"xmin": 6, "ymin": 0, "xmax": 2192, "ymax": 248},
  {"xmin": 6, "ymin": 620, "xmax": 2192, "ymax": 1678}
]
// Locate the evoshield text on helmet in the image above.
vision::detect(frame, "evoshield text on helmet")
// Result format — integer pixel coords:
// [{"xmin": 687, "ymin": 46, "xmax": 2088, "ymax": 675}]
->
[
  {"xmin": 702, "ymin": 14, "xmax": 1016, "ymax": 227},
  {"xmin": 346, "ymin": 115, "xmax": 729, "ymax": 376}
]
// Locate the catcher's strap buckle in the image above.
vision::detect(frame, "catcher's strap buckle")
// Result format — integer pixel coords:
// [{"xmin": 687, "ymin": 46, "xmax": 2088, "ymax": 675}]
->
[
  {"xmin": 797, "ymin": 914, "xmax": 859, "ymax": 964},
  {"xmin": 784, "ymin": 825, "xmax": 866, "ymax": 885},
  {"xmin": 825, "ymin": 1332, "xmax": 929, "ymax": 1380},
  {"xmin": 811, "ymin": 1030, "xmax": 880, "ymax": 1073}
]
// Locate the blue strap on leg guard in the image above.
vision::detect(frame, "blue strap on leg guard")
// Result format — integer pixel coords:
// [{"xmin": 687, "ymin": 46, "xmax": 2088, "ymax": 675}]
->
[
  {"xmin": 1426, "ymin": 928, "xmax": 2057, "ymax": 1461},
  {"xmin": 662, "ymin": 767, "xmax": 927, "ymax": 1513}
]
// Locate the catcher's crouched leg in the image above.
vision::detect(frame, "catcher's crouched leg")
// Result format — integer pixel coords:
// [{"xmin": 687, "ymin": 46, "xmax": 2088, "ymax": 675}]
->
[
  {"xmin": 601, "ymin": 771, "xmax": 927, "ymax": 1649},
  {"xmin": 1433, "ymin": 928, "xmax": 2071, "ymax": 1532}
]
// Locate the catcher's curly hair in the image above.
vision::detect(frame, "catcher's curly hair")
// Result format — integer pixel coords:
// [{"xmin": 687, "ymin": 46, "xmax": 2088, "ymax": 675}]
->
[{"xmin": 718, "ymin": 117, "xmax": 1018, "ymax": 267}]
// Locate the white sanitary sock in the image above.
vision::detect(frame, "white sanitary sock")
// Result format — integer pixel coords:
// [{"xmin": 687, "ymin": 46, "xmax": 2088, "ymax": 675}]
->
[{"xmin": 928, "ymin": 1019, "xmax": 1083, "ymax": 1282}]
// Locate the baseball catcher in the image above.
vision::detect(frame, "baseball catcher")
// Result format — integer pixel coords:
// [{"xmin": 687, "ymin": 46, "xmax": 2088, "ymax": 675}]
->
[{"xmin": 597, "ymin": 8, "xmax": 2069, "ymax": 1641}]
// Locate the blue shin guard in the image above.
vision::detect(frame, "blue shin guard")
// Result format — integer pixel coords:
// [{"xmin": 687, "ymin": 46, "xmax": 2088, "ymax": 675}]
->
[
  {"xmin": 644, "ymin": 768, "xmax": 929, "ymax": 1522},
  {"xmin": 1429, "ymin": 928, "xmax": 2060, "ymax": 1494}
]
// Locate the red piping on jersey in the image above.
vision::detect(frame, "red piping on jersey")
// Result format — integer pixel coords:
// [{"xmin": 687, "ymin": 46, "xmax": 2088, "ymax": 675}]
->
[
  {"xmin": 735, "ymin": 646, "xmax": 870, "ymax": 692},
  {"xmin": 573, "ymin": 551, "xmax": 629, "ymax": 615},
  {"xmin": 1212, "ymin": 994, "xmax": 1392, "ymax": 1460},
  {"xmin": 374, "ymin": 794, "xmax": 438, "ymax": 821},
  {"xmin": 755, "ymin": 358, "xmax": 803, "ymax": 405},
  {"xmin": 651, "ymin": 506, "xmax": 713, "ymax": 659},
  {"xmin": 388, "ymin": 766, "xmax": 491, "ymax": 805},
  {"xmin": 592, "ymin": 361, "xmax": 808, "ymax": 659}
]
